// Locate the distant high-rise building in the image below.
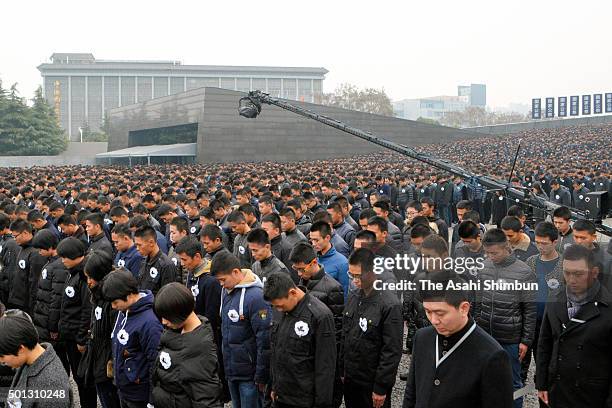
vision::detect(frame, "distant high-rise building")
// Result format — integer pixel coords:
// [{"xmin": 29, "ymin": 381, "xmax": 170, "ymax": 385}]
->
[
  {"xmin": 458, "ymin": 83, "xmax": 486, "ymax": 106},
  {"xmin": 38, "ymin": 53, "xmax": 328, "ymax": 140}
]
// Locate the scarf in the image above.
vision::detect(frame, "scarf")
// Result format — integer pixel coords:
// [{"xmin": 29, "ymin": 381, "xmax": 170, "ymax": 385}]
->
[{"xmin": 566, "ymin": 280, "xmax": 600, "ymax": 320}]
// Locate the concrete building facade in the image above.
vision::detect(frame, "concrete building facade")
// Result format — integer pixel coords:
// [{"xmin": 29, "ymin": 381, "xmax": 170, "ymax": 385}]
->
[
  {"xmin": 105, "ymin": 87, "xmax": 488, "ymax": 164},
  {"xmin": 38, "ymin": 53, "xmax": 327, "ymax": 141}
]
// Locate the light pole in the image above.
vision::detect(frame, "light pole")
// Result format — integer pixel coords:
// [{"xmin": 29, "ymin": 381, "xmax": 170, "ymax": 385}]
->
[{"xmin": 78, "ymin": 127, "xmax": 83, "ymax": 143}]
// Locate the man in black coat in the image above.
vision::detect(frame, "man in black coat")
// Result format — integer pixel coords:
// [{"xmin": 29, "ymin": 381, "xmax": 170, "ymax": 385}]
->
[
  {"xmin": 265, "ymin": 272, "xmax": 337, "ymax": 408},
  {"xmin": 84, "ymin": 213, "xmax": 114, "ymax": 259},
  {"xmin": 403, "ymin": 272, "xmax": 513, "ymax": 408},
  {"xmin": 7, "ymin": 219, "xmax": 47, "ymax": 315},
  {"xmin": 537, "ymin": 244, "xmax": 612, "ymax": 408},
  {"xmin": 341, "ymin": 248, "xmax": 402, "ymax": 408},
  {"xmin": 290, "ymin": 241, "xmax": 345, "ymax": 408},
  {"xmin": 134, "ymin": 226, "xmax": 180, "ymax": 295}
]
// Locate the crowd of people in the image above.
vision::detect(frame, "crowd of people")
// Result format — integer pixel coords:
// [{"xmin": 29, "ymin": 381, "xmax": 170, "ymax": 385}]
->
[{"xmin": 0, "ymin": 123, "xmax": 609, "ymax": 408}]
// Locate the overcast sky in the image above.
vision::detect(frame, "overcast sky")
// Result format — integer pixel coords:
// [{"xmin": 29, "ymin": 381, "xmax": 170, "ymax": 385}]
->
[{"xmin": 2, "ymin": 0, "xmax": 611, "ymax": 109}]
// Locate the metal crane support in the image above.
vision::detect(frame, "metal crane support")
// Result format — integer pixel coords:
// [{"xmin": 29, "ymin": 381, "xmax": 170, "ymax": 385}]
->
[{"xmin": 238, "ymin": 90, "xmax": 611, "ymax": 236}]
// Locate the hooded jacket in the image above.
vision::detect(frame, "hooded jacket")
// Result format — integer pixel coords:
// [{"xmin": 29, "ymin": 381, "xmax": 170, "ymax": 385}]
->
[
  {"xmin": 111, "ymin": 291, "xmax": 163, "ymax": 402},
  {"xmin": 220, "ymin": 269, "xmax": 271, "ymax": 384},
  {"xmin": 151, "ymin": 316, "xmax": 223, "ymax": 408}
]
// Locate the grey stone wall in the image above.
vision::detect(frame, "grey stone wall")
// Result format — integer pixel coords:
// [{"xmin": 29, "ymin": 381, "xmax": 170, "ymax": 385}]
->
[
  {"xmin": 0, "ymin": 142, "xmax": 108, "ymax": 167},
  {"xmin": 108, "ymin": 87, "xmax": 491, "ymax": 164}
]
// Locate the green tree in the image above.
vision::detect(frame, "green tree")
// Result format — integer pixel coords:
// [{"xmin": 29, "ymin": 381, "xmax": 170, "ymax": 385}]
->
[
  {"xmin": 321, "ymin": 83, "xmax": 393, "ymax": 116},
  {"xmin": 0, "ymin": 82, "xmax": 67, "ymax": 155},
  {"xmin": 80, "ymin": 120, "xmax": 108, "ymax": 142}
]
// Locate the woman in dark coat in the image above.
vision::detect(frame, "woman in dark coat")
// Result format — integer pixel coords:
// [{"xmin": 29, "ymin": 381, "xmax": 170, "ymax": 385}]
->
[
  {"xmin": 79, "ymin": 250, "xmax": 121, "ymax": 408},
  {"xmin": 151, "ymin": 282, "xmax": 223, "ymax": 408}
]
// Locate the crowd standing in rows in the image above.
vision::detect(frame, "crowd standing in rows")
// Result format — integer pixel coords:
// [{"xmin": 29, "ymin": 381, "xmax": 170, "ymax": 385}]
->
[{"xmin": 0, "ymin": 124, "xmax": 610, "ymax": 408}]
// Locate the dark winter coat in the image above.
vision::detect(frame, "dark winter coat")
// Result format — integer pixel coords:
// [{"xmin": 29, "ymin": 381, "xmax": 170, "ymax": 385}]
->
[
  {"xmin": 341, "ymin": 288, "xmax": 403, "ymax": 395},
  {"xmin": 220, "ymin": 269, "xmax": 271, "ymax": 384},
  {"xmin": 137, "ymin": 249, "xmax": 180, "ymax": 295},
  {"xmin": 476, "ymin": 255, "xmax": 537, "ymax": 346},
  {"xmin": 403, "ymin": 322, "xmax": 513, "ymax": 408},
  {"xmin": 79, "ymin": 282, "xmax": 117, "ymax": 386},
  {"xmin": 110, "ymin": 291, "xmax": 163, "ymax": 402},
  {"xmin": 58, "ymin": 260, "xmax": 92, "ymax": 346},
  {"xmin": 270, "ymin": 293, "xmax": 336, "ymax": 408},
  {"xmin": 536, "ymin": 285, "xmax": 612, "ymax": 408},
  {"xmin": 33, "ymin": 257, "xmax": 69, "ymax": 340},
  {"xmin": 7, "ymin": 240, "xmax": 47, "ymax": 314},
  {"xmin": 151, "ymin": 316, "xmax": 223, "ymax": 408},
  {"xmin": 300, "ymin": 265, "xmax": 344, "ymax": 343}
]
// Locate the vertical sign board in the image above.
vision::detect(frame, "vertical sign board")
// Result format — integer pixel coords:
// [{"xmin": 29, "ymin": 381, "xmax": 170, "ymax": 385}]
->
[
  {"xmin": 532, "ymin": 98, "xmax": 541, "ymax": 119},
  {"xmin": 570, "ymin": 96, "xmax": 580, "ymax": 116},
  {"xmin": 582, "ymin": 95, "xmax": 591, "ymax": 115},
  {"xmin": 558, "ymin": 96, "xmax": 567, "ymax": 117},
  {"xmin": 606, "ymin": 93, "xmax": 612, "ymax": 113},
  {"xmin": 593, "ymin": 94, "xmax": 603, "ymax": 114},
  {"xmin": 545, "ymin": 97, "xmax": 555, "ymax": 118}
]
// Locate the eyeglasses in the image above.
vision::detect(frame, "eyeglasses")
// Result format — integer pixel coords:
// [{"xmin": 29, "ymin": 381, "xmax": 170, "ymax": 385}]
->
[
  {"xmin": 347, "ymin": 272, "xmax": 362, "ymax": 281},
  {"xmin": 293, "ymin": 259, "xmax": 315, "ymax": 273}
]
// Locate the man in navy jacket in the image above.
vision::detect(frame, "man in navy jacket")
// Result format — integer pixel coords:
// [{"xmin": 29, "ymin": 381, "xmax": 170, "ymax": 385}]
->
[
  {"xmin": 103, "ymin": 269, "xmax": 163, "ymax": 407},
  {"xmin": 211, "ymin": 251, "xmax": 271, "ymax": 408}
]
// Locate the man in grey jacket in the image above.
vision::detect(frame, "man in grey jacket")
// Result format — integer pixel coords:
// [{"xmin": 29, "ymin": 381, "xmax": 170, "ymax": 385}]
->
[
  {"xmin": 477, "ymin": 228, "xmax": 537, "ymax": 408},
  {"xmin": 0, "ymin": 310, "xmax": 71, "ymax": 407},
  {"xmin": 247, "ymin": 228, "xmax": 291, "ymax": 283}
]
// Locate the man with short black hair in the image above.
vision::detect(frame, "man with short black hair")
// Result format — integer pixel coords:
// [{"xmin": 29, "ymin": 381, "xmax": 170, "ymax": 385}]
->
[
  {"xmin": 402, "ymin": 273, "xmax": 513, "ymax": 408},
  {"xmin": 7, "ymin": 219, "xmax": 47, "ymax": 314},
  {"xmin": 84, "ymin": 213, "xmax": 114, "ymax": 258},
  {"xmin": 57, "ymin": 214, "xmax": 89, "ymax": 247},
  {"xmin": 228, "ymin": 211, "xmax": 254, "ymax": 268},
  {"xmin": 454, "ymin": 220, "xmax": 485, "ymax": 261},
  {"xmin": 521, "ymin": 221, "xmax": 562, "ymax": 385},
  {"xmin": 279, "ymin": 207, "xmax": 308, "ymax": 248},
  {"xmin": 247, "ymin": 228, "xmax": 290, "ymax": 283},
  {"xmin": 478, "ymin": 228, "xmax": 537, "ymax": 408},
  {"xmin": 112, "ymin": 223, "xmax": 143, "ymax": 279},
  {"xmin": 572, "ymin": 219, "xmax": 612, "ymax": 287},
  {"xmin": 501, "ymin": 216, "xmax": 538, "ymax": 262},
  {"xmin": 210, "ymin": 251, "xmax": 271, "ymax": 408},
  {"xmin": 0, "ymin": 213, "xmax": 20, "ymax": 304},
  {"xmin": 134, "ymin": 226, "xmax": 179, "ymax": 295},
  {"xmin": 27, "ymin": 209, "xmax": 61, "ymax": 240},
  {"xmin": 552, "ymin": 206, "xmax": 575, "ymax": 254},
  {"xmin": 264, "ymin": 272, "xmax": 337, "ymax": 408},
  {"xmin": 419, "ymin": 197, "xmax": 449, "ymax": 244},
  {"xmin": 342, "ymin": 248, "xmax": 402, "ymax": 408},
  {"xmin": 536, "ymin": 244, "xmax": 612, "ymax": 408},
  {"xmin": 310, "ymin": 221, "xmax": 350, "ymax": 298}
]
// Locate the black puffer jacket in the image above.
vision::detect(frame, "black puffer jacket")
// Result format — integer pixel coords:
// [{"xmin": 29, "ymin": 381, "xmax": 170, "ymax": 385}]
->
[
  {"xmin": 300, "ymin": 266, "xmax": 344, "ymax": 342},
  {"xmin": 59, "ymin": 260, "xmax": 92, "ymax": 346},
  {"xmin": 33, "ymin": 257, "xmax": 69, "ymax": 340},
  {"xmin": 476, "ymin": 255, "xmax": 537, "ymax": 346},
  {"xmin": 7, "ymin": 241, "xmax": 47, "ymax": 314},
  {"xmin": 151, "ymin": 316, "xmax": 223, "ymax": 408},
  {"xmin": 0, "ymin": 234, "xmax": 19, "ymax": 304},
  {"xmin": 79, "ymin": 281, "xmax": 118, "ymax": 386}
]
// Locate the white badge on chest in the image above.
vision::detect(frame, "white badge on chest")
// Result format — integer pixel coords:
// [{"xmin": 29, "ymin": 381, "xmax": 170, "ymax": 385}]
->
[
  {"xmin": 150, "ymin": 267, "xmax": 158, "ymax": 279},
  {"xmin": 294, "ymin": 321, "xmax": 309, "ymax": 337}
]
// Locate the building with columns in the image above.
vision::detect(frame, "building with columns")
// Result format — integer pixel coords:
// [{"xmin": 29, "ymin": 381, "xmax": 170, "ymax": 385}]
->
[{"xmin": 38, "ymin": 53, "xmax": 327, "ymax": 141}]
